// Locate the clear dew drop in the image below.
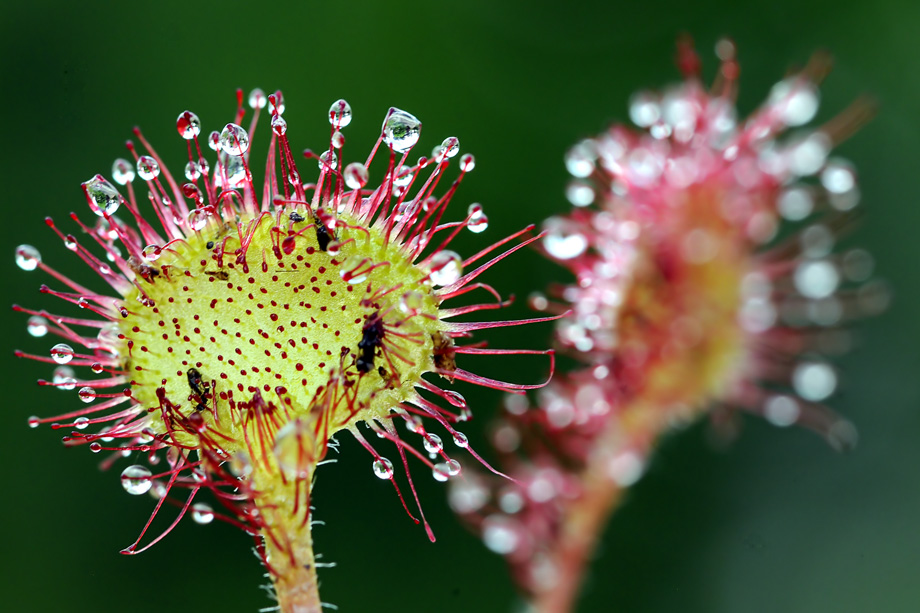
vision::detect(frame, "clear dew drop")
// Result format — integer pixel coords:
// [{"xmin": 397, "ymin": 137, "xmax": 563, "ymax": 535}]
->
[
  {"xmin": 223, "ymin": 154, "xmax": 247, "ymax": 188},
  {"xmin": 432, "ymin": 462, "xmax": 452, "ymax": 482},
  {"xmin": 344, "ymin": 162, "xmax": 369, "ymax": 190},
  {"xmin": 382, "ymin": 108, "xmax": 422, "ymax": 153},
  {"xmin": 453, "ymin": 432, "xmax": 469, "ymax": 448},
  {"xmin": 770, "ymin": 79, "xmax": 820, "ymax": 127},
  {"xmin": 136, "ymin": 156, "xmax": 160, "ymax": 181},
  {"xmin": 15, "ymin": 244, "xmax": 41, "ymax": 271},
  {"xmin": 112, "ymin": 158, "xmax": 136, "ymax": 185},
  {"xmin": 52, "ymin": 365, "xmax": 76, "ymax": 389},
  {"xmin": 399, "ymin": 291, "xmax": 425, "ymax": 314},
  {"xmin": 820, "ymin": 160, "xmax": 856, "ymax": 194},
  {"xmin": 271, "ymin": 115, "xmax": 287, "ymax": 136},
  {"xmin": 120, "ymin": 465, "xmax": 152, "ymax": 495},
  {"xmin": 219, "ymin": 123, "xmax": 250, "ymax": 156},
  {"xmin": 794, "ymin": 260, "xmax": 840, "ymax": 299},
  {"xmin": 441, "ymin": 137, "xmax": 460, "ymax": 158},
  {"xmin": 248, "ymin": 88, "xmax": 267, "ymax": 109},
  {"xmin": 142, "ymin": 245, "xmax": 162, "ymax": 261},
  {"xmin": 629, "ymin": 91, "xmax": 661, "ymax": 127},
  {"xmin": 423, "ymin": 433, "xmax": 443, "ymax": 456},
  {"xmin": 191, "ymin": 503, "xmax": 215, "ymax": 524},
  {"xmin": 482, "ymin": 515, "xmax": 520, "ymax": 555},
  {"xmin": 428, "ymin": 250, "xmax": 463, "ymax": 286},
  {"xmin": 460, "ymin": 153, "xmax": 476, "ymax": 172},
  {"xmin": 467, "ymin": 203, "xmax": 488, "ymax": 233},
  {"xmin": 542, "ymin": 217, "xmax": 588, "ymax": 260},
  {"xmin": 331, "ymin": 130, "xmax": 345, "ymax": 149},
  {"xmin": 184, "ymin": 160, "xmax": 201, "ymax": 181},
  {"xmin": 318, "ymin": 150, "xmax": 338, "ymax": 171},
  {"xmin": 74, "ymin": 416, "xmax": 90, "ymax": 429},
  {"xmin": 764, "ymin": 394, "xmax": 800, "ymax": 427},
  {"xmin": 269, "ymin": 92, "xmax": 285, "ymax": 115},
  {"xmin": 339, "ymin": 255, "xmax": 368, "ymax": 284},
  {"xmin": 176, "ymin": 111, "xmax": 201, "ymax": 139},
  {"xmin": 78, "ymin": 386, "xmax": 96, "ymax": 404},
  {"xmin": 793, "ymin": 361, "xmax": 837, "ymax": 402},
  {"xmin": 565, "ymin": 141, "xmax": 596, "ymax": 178},
  {"xmin": 373, "ymin": 457, "xmax": 394, "ymax": 479},
  {"xmin": 27, "ymin": 315, "xmax": 49, "ymax": 337},
  {"xmin": 50, "ymin": 343, "xmax": 74, "ymax": 364},
  {"xmin": 208, "ymin": 131, "xmax": 221, "ymax": 151},
  {"xmin": 566, "ymin": 180, "xmax": 595, "ymax": 207},
  {"xmin": 328, "ymin": 99, "xmax": 353, "ymax": 128},
  {"xmin": 28, "ymin": 416, "xmax": 40, "ymax": 428},
  {"xmin": 187, "ymin": 208, "xmax": 212, "ymax": 232},
  {"xmin": 778, "ymin": 186, "xmax": 813, "ymax": 221},
  {"xmin": 83, "ymin": 175, "xmax": 122, "ymax": 216}
]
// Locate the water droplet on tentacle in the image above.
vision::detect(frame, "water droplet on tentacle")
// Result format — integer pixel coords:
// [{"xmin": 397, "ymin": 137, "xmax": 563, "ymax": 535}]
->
[
  {"xmin": 176, "ymin": 111, "xmax": 201, "ymax": 139},
  {"xmin": 373, "ymin": 457, "xmax": 394, "ymax": 479},
  {"xmin": 15, "ymin": 244, "xmax": 41, "ymax": 271},
  {"xmin": 121, "ymin": 465, "xmax": 152, "ymax": 495},
  {"xmin": 428, "ymin": 250, "xmax": 463, "ymax": 286},
  {"xmin": 329, "ymin": 99, "xmax": 352, "ymax": 128},
  {"xmin": 467, "ymin": 203, "xmax": 488, "ymax": 233},
  {"xmin": 219, "ymin": 123, "xmax": 250, "ymax": 156},
  {"xmin": 27, "ymin": 315, "xmax": 49, "ymax": 337},
  {"xmin": 136, "ymin": 156, "xmax": 160, "ymax": 181},
  {"xmin": 382, "ymin": 108, "xmax": 421, "ymax": 153},
  {"xmin": 111, "ymin": 158, "xmax": 135, "ymax": 185},
  {"xmin": 50, "ymin": 343, "xmax": 74, "ymax": 364},
  {"xmin": 83, "ymin": 175, "xmax": 122, "ymax": 216},
  {"xmin": 344, "ymin": 162, "xmax": 368, "ymax": 190},
  {"xmin": 191, "ymin": 503, "xmax": 214, "ymax": 524}
]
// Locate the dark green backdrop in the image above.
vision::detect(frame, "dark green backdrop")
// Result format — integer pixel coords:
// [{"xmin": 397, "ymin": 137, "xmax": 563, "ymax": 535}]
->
[{"xmin": 2, "ymin": 1, "xmax": 918, "ymax": 611}]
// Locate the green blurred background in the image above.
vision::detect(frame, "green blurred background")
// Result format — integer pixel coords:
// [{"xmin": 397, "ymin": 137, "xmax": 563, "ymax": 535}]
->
[{"xmin": 2, "ymin": 0, "xmax": 918, "ymax": 611}]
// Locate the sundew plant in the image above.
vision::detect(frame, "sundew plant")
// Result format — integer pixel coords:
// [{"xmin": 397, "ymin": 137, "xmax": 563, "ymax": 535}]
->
[
  {"xmin": 14, "ymin": 90, "xmax": 558, "ymax": 611},
  {"xmin": 451, "ymin": 40, "xmax": 886, "ymax": 613}
]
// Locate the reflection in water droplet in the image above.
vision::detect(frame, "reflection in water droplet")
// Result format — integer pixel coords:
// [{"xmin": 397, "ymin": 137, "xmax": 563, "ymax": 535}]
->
[
  {"xmin": 136, "ymin": 156, "xmax": 160, "ymax": 181},
  {"xmin": 112, "ymin": 158, "xmax": 136, "ymax": 185},
  {"xmin": 219, "ymin": 123, "xmax": 250, "ymax": 156},
  {"xmin": 50, "ymin": 343, "xmax": 74, "ymax": 364},
  {"xmin": 542, "ymin": 217, "xmax": 588, "ymax": 260},
  {"xmin": 428, "ymin": 251, "xmax": 463, "ymax": 286},
  {"xmin": 176, "ymin": 111, "xmax": 201, "ymax": 139},
  {"xmin": 328, "ymin": 99, "xmax": 352, "ymax": 128},
  {"xmin": 27, "ymin": 315, "xmax": 49, "ymax": 337},
  {"xmin": 373, "ymin": 457, "xmax": 394, "ymax": 479},
  {"xmin": 318, "ymin": 150, "xmax": 338, "ymax": 171},
  {"xmin": 460, "ymin": 153, "xmax": 476, "ymax": 172},
  {"xmin": 382, "ymin": 108, "xmax": 421, "ymax": 153},
  {"xmin": 15, "ymin": 244, "xmax": 41, "ymax": 271},
  {"xmin": 467, "ymin": 203, "xmax": 488, "ymax": 233},
  {"xmin": 191, "ymin": 503, "xmax": 215, "ymax": 524},
  {"xmin": 248, "ymin": 88, "xmax": 267, "ymax": 109},
  {"xmin": 344, "ymin": 162, "xmax": 368, "ymax": 190},
  {"xmin": 78, "ymin": 387, "xmax": 96, "ymax": 404},
  {"xmin": 74, "ymin": 416, "xmax": 90, "ymax": 429},
  {"xmin": 83, "ymin": 175, "xmax": 122, "ymax": 216},
  {"xmin": 121, "ymin": 465, "xmax": 152, "ymax": 495}
]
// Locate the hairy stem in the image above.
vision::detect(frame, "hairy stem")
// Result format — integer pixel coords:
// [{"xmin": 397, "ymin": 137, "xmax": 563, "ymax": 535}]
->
[
  {"xmin": 252, "ymin": 465, "xmax": 322, "ymax": 613},
  {"xmin": 530, "ymin": 458, "xmax": 624, "ymax": 613}
]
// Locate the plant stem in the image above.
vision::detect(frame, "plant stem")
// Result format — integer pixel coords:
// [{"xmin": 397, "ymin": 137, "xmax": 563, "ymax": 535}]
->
[
  {"xmin": 530, "ymin": 455, "xmax": 624, "ymax": 613},
  {"xmin": 252, "ymin": 465, "xmax": 323, "ymax": 613}
]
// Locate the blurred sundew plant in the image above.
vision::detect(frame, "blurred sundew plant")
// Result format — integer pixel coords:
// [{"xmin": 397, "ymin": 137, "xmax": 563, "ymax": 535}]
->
[
  {"xmin": 451, "ymin": 39, "xmax": 886, "ymax": 613},
  {"xmin": 13, "ymin": 89, "xmax": 560, "ymax": 611}
]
